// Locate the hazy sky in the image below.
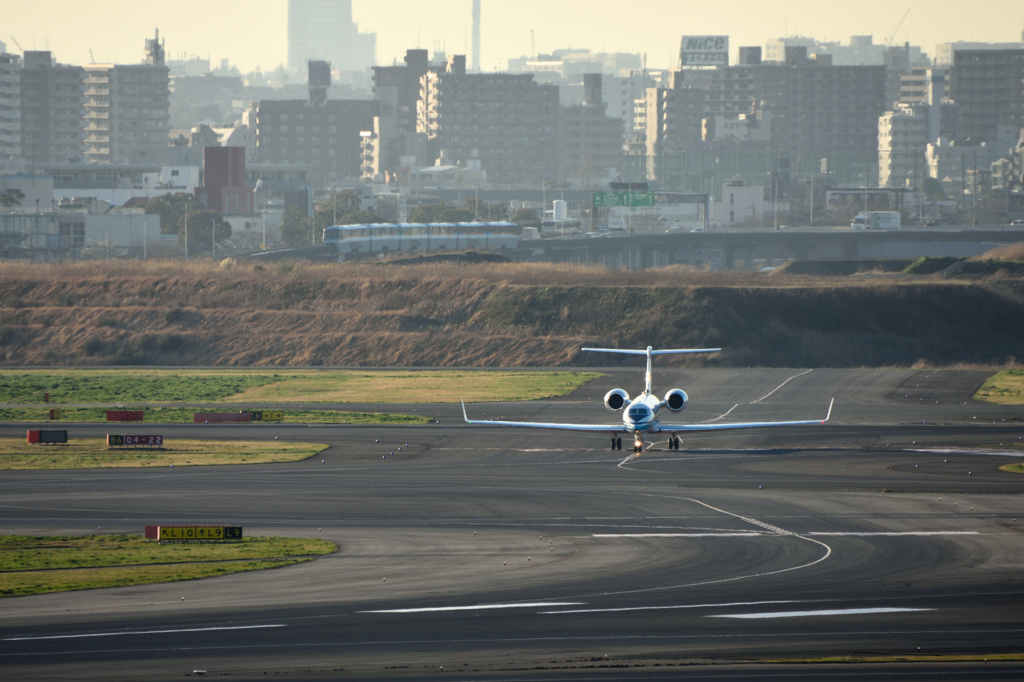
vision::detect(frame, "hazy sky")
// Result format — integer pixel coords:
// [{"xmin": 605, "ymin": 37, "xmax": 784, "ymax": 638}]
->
[{"xmin": 3, "ymin": 0, "xmax": 1022, "ymax": 72}]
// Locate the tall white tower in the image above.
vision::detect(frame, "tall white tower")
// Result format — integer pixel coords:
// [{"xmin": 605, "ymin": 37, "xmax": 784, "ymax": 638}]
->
[{"xmin": 472, "ymin": 0, "xmax": 481, "ymax": 72}]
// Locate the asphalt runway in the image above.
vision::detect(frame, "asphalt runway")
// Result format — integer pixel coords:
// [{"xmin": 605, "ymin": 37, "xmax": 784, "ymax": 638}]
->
[{"xmin": 1, "ymin": 367, "xmax": 1023, "ymax": 680}]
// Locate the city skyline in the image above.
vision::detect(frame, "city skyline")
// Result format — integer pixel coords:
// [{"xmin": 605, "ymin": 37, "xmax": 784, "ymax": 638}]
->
[{"xmin": 3, "ymin": 0, "xmax": 1022, "ymax": 73}]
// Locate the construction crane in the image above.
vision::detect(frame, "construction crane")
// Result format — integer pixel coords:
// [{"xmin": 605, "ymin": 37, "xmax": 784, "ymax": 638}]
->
[
  {"xmin": 89, "ymin": 49, "xmax": 95, "ymax": 63},
  {"xmin": 886, "ymin": 8, "xmax": 911, "ymax": 46},
  {"xmin": 9, "ymin": 36, "xmax": 23, "ymax": 52}
]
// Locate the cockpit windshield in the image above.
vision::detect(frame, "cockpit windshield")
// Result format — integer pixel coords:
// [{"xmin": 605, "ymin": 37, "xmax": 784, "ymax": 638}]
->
[{"xmin": 627, "ymin": 407, "xmax": 649, "ymax": 419}]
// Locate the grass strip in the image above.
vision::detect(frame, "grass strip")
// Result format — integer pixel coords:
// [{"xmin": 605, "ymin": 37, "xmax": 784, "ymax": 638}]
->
[
  {"xmin": 0, "ymin": 369, "xmax": 600, "ymax": 405},
  {"xmin": 0, "ymin": 407, "xmax": 430, "ymax": 424},
  {"xmin": 0, "ymin": 535, "xmax": 336, "ymax": 598},
  {"xmin": 974, "ymin": 370, "xmax": 1024, "ymax": 405},
  {"xmin": 0, "ymin": 371, "xmax": 282, "ymax": 404},
  {"xmin": 0, "ymin": 438, "xmax": 328, "ymax": 469},
  {"xmin": 999, "ymin": 463, "xmax": 1024, "ymax": 475}
]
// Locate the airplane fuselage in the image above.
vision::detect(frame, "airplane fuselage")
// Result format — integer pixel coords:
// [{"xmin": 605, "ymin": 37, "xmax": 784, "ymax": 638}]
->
[{"xmin": 622, "ymin": 392, "xmax": 663, "ymax": 435}]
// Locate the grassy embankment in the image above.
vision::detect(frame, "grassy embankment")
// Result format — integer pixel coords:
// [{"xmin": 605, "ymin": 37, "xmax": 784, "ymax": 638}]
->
[
  {"xmin": 2, "ymin": 256, "xmax": 1024, "ymax": 367},
  {"xmin": 0, "ymin": 438, "xmax": 327, "ymax": 469},
  {"xmin": 0, "ymin": 534, "xmax": 336, "ymax": 597}
]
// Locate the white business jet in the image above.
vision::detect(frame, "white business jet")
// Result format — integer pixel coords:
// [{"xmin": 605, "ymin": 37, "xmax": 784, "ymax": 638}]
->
[{"xmin": 462, "ymin": 346, "xmax": 832, "ymax": 453}]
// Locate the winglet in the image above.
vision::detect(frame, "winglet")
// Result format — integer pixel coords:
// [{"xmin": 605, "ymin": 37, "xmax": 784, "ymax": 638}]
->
[
  {"xmin": 823, "ymin": 398, "xmax": 834, "ymax": 424},
  {"xmin": 461, "ymin": 398, "xmax": 470, "ymax": 423}
]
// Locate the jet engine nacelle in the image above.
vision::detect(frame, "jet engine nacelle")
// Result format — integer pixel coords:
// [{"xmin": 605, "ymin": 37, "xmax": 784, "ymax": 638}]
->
[
  {"xmin": 663, "ymin": 388, "xmax": 688, "ymax": 412},
  {"xmin": 604, "ymin": 388, "xmax": 630, "ymax": 412}
]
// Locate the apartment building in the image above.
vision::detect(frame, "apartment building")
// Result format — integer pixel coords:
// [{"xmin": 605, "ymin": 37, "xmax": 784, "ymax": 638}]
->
[
  {"xmin": 644, "ymin": 48, "xmax": 887, "ymax": 186},
  {"xmin": 83, "ymin": 33, "xmax": 170, "ymax": 164},
  {"xmin": 559, "ymin": 74, "xmax": 624, "ymax": 187},
  {"xmin": 0, "ymin": 52, "xmax": 21, "ymax": 159},
  {"xmin": 255, "ymin": 62, "xmax": 377, "ymax": 188},
  {"xmin": 419, "ymin": 63, "xmax": 559, "ymax": 185},
  {"xmin": 949, "ymin": 49, "xmax": 1024, "ymax": 143},
  {"xmin": 20, "ymin": 51, "xmax": 85, "ymax": 164}
]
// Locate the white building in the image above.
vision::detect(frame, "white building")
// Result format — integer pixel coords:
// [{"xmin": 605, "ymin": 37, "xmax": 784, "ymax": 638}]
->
[{"xmin": 711, "ymin": 182, "xmax": 765, "ymax": 227}]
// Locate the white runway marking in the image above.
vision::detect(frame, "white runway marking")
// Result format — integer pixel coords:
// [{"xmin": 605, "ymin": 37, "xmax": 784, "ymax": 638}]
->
[
  {"xmin": 808, "ymin": 531, "xmax": 980, "ymax": 536},
  {"xmin": 3, "ymin": 624, "xmax": 286, "ymax": 641},
  {"xmin": 574, "ymin": 494, "xmax": 835, "ymax": 599},
  {"xmin": 703, "ymin": 403, "xmax": 739, "ymax": 422},
  {"xmin": 541, "ymin": 599, "xmax": 801, "ymax": 615},
  {"xmin": 750, "ymin": 368, "xmax": 813, "ymax": 403},
  {"xmin": 362, "ymin": 602, "xmax": 584, "ymax": 614},
  {"xmin": 594, "ymin": 531, "xmax": 981, "ymax": 538},
  {"xmin": 711, "ymin": 607, "xmax": 933, "ymax": 619},
  {"xmin": 593, "ymin": 532, "xmax": 764, "ymax": 538}
]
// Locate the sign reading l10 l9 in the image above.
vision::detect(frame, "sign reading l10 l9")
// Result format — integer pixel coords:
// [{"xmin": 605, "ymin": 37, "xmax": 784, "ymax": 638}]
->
[{"xmin": 157, "ymin": 526, "xmax": 243, "ymax": 541}]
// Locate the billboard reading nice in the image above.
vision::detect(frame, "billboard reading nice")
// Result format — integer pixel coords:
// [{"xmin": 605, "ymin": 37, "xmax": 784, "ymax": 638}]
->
[{"xmin": 680, "ymin": 35, "xmax": 729, "ymax": 66}]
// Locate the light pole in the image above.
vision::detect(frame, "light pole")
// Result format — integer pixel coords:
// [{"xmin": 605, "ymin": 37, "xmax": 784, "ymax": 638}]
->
[
  {"xmin": 256, "ymin": 179, "xmax": 266, "ymax": 249},
  {"xmin": 184, "ymin": 207, "xmax": 188, "ymax": 260}
]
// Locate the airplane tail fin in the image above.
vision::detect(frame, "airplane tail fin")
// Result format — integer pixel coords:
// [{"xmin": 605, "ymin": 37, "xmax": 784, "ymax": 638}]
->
[{"xmin": 582, "ymin": 346, "xmax": 721, "ymax": 394}]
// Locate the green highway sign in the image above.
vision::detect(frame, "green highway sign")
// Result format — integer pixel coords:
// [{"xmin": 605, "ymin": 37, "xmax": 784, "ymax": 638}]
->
[{"xmin": 593, "ymin": 192, "xmax": 656, "ymax": 207}]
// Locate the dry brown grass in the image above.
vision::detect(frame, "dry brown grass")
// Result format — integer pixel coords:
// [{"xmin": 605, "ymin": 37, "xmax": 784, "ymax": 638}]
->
[
  {"xmin": 973, "ymin": 242, "xmax": 1024, "ymax": 261},
  {"xmin": 1, "ymin": 259, "xmax": 1023, "ymax": 368}
]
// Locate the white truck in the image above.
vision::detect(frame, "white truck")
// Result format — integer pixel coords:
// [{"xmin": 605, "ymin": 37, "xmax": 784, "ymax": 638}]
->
[{"xmin": 851, "ymin": 211, "xmax": 901, "ymax": 230}]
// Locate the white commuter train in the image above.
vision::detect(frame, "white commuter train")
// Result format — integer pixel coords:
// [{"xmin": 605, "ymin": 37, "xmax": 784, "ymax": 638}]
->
[{"xmin": 323, "ymin": 222, "xmax": 520, "ymax": 258}]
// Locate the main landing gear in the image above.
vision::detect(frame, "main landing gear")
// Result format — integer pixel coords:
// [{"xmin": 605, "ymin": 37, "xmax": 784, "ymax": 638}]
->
[
  {"xmin": 610, "ymin": 436, "xmax": 623, "ymax": 450},
  {"xmin": 666, "ymin": 435, "xmax": 681, "ymax": 450}
]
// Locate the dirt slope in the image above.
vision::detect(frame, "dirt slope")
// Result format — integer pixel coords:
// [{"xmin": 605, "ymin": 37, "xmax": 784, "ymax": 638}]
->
[{"xmin": 0, "ymin": 260, "xmax": 1021, "ymax": 368}]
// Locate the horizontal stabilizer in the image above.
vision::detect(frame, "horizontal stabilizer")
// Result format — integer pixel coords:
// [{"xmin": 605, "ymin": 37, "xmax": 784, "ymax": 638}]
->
[{"xmin": 582, "ymin": 348, "xmax": 721, "ymax": 355}]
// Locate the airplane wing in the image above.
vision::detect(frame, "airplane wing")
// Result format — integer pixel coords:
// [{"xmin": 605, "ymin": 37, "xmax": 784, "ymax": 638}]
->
[
  {"xmin": 460, "ymin": 399, "xmax": 833, "ymax": 433},
  {"xmin": 461, "ymin": 400, "xmax": 623, "ymax": 432},
  {"xmin": 659, "ymin": 398, "xmax": 834, "ymax": 432}
]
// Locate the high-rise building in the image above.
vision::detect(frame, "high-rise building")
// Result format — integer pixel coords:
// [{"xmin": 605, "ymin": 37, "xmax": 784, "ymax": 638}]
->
[
  {"xmin": 0, "ymin": 52, "xmax": 21, "ymax": 160},
  {"xmin": 20, "ymin": 52, "xmax": 86, "ymax": 164},
  {"xmin": 935, "ymin": 41, "xmax": 1024, "ymax": 65},
  {"xmin": 949, "ymin": 49, "xmax": 1024, "ymax": 143},
  {"xmin": 371, "ymin": 49, "xmax": 442, "ymax": 173},
  {"xmin": 287, "ymin": 0, "xmax": 376, "ymax": 75},
  {"xmin": 645, "ymin": 50, "xmax": 887, "ymax": 187},
  {"xmin": 255, "ymin": 61, "xmax": 378, "ymax": 188},
  {"xmin": 83, "ymin": 32, "xmax": 170, "ymax": 164},
  {"xmin": 419, "ymin": 64, "xmax": 559, "ymax": 185},
  {"xmin": 559, "ymin": 74, "xmax": 624, "ymax": 187}
]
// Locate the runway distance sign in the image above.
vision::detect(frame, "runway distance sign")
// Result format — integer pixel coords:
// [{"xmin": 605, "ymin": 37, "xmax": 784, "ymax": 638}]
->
[
  {"xmin": 107, "ymin": 434, "xmax": 163, "ymax": 446},
  {"xmin": 157, "ymin": 526, "xmax": 243, "ymax": 541},
  {"xmin": 250, "ymin": 411, "xmax": 284, "ymax": 422}
]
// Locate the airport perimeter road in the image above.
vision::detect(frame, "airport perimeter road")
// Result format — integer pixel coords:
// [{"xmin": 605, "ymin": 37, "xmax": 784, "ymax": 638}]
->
[{"xmin": 1, "ymin": 368, "xmax": 1023, "ymax": 680}]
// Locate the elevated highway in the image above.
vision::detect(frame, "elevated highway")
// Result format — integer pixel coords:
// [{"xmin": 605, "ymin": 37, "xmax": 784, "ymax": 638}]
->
[{"xmin": 515, "ymin": 227, "xmax": 1024, "ymax": 270}]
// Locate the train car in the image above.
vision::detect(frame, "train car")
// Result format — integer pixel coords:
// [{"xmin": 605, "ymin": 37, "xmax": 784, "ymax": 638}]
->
[{"xmin": 323, "ymin": 222, "xmax": 520, "ymax": 258}]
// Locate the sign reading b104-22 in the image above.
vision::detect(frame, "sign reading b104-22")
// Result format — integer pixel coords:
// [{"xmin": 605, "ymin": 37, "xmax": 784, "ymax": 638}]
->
[
  {"xmin": 680, "ymin": 35, "xmax": 729, "ymax": 66},
  {"xmin": 107, "ymin": 434, "xmax": 163, "ymax": 446}
]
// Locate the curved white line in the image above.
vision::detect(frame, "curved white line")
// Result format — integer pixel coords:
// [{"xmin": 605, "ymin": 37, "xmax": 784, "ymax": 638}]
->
[
  {"xmin": 750, "ymin": 369, "xmax": 813, "ymax": 403},
  {"xmin": 702, "ymin": 403, "xmax": 739, "ymax": 423},
  {"xmin": 579, "ymin": 493, "xmax": 833, "ymax": 599}
]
